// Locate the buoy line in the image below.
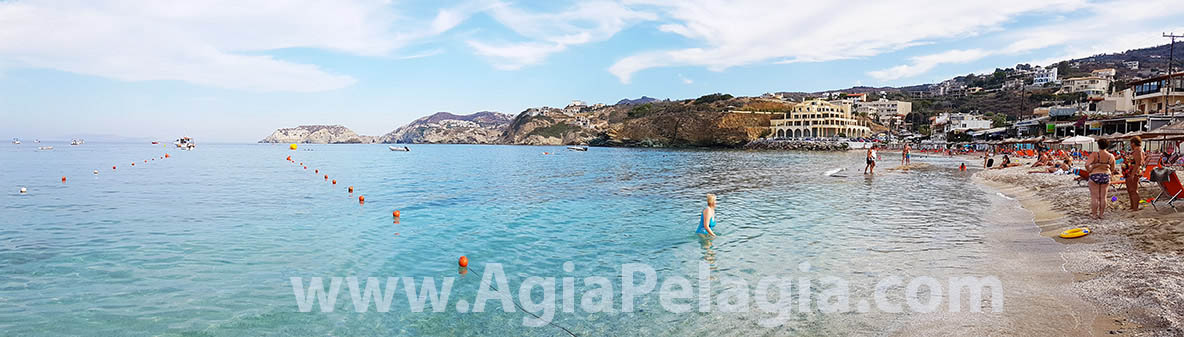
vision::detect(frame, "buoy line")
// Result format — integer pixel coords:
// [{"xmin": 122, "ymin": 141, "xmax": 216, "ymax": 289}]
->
[
  {"xmin": 24, "ymin": 149, "xmax": 175, "ymax": 194},
  {"xmin": 285, "ymin": 155, "xmax": 570, "ymax": 335}
]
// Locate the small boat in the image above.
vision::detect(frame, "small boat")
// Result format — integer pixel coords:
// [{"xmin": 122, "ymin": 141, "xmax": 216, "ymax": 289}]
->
[
  {"xmin": 11, "ymin": 138, "xmax": 20, "ymax": 144},
  {"xmin": 174, "ymin": 137, "xmax": 196, "ymax": 150},
  {"xmin": 389, "ymin": 146, "xmax": 411, "ymax": 152},
  {"xmin": 37, "ymin": 146, "xmax": 53, "ymax": 151},
  {"xmin": 151, "ymin": 141, "xmax": 159, "ymax": 145},
  {"xmin": 567, "ymin": 146, "xmax": 588, "ymax": 151},
  {"xmin": 70, "ymin": 139, "xmax": 84, "ymax": 145}
]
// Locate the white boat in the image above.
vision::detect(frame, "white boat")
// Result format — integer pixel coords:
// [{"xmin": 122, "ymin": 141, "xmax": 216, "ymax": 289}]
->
[
  {"xmin": 174, "ymin": 137, "xmax": 196, "ymax": 150},
  {"xmin": 567, "ymin": 146, "xmax": 588, "ymax": 151},
  {"xmin": 11, "ymin": 138, "xmax": 20, "ymax": 144},
  {"xmin": 70, "ymin": 139, "xmax": 84, "ymax": 145},
  {"xmin": 38, "ymin": 146, "xmax": 53, "ymax": 151},
  {"xmin": 389, "ymin": 146, "xmax": 411, "ymax": 152}
]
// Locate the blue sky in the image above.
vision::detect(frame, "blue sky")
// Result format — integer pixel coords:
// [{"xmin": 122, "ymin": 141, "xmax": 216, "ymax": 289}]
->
[{"xmin": 1, "ymin": 0, "xmax": 1182, "ymax": 142}]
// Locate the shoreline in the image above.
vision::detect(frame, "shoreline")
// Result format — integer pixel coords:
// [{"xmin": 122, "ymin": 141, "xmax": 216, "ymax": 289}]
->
[{"xmin": 973, "ymin": 163, "xmax": 1184, "ymax": 335}]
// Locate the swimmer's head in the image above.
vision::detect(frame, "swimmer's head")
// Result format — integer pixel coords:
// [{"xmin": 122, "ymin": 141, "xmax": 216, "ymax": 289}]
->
[{"xmin": 706, "ymin": 193, "xmax": 716, "ymax": 207}]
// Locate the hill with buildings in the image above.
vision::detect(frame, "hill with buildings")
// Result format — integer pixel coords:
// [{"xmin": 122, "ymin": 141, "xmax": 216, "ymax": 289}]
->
[
  {"xmin": 259, "ymin": 125, "xmax": 377, "ymax": 144},
  {"xmin": 266, "ymin": 42, "xmax": 1181, "ymax": 147},
  {"xmin": 378, "ymin": 111, "xmax": 512, "ymax": 144}
]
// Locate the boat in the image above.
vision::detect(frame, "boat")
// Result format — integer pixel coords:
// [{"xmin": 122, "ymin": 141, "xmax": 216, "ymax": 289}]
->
[
  {"xmin": 389, "ymin": 146, "xmax": 411, "ymax": 152},
  {"xmin": 70, "ymin": 139, "xmax": 84, "ymax": 145},
  {"xmin": 567, "ymin": 146, "xmax": 588, "ymax": 151},
  {"xmin": 37, "ymin": 146, "xmax": 53, "ymax": 151},
  {"xmin": 11, "ymin": 138, "xmax": 20, "ymax": 144},
  {"xmin": 174, "ymin": 137, "xmax": 196, "ymax": 150},
  {"xmin": 151, "ymin": 141, "xmax": 159, "ymax": 145}
]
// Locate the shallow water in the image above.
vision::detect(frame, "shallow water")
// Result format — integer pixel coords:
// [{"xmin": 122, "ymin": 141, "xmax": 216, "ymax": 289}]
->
[{"xmin": 0, "ymin": 143, "xmax": 1085, "ymax": 336}]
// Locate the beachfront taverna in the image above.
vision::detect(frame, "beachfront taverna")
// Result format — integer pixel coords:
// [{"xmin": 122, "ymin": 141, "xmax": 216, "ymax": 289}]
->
[{"xmin": 770, "ymin": 99, "xmax": 872, "ymax": 138}]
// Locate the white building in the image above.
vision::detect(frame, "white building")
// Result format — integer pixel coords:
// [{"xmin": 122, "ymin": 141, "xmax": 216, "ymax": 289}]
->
[
  {"xmin": 1091, "ymin": 68, "xmax": 1116, "ymax": 79},
  {"xmin": 1059, "ymin": 76, "xmax": 1111, "ymax": 97},
  {"xmin": 932, "ymin": 113, "xmax": 992, "ymax": 134},
  {"xmin": 1034, "ymin": 67, "xmax": 1059, "ymax": 85},
  {"xmin": 854, "ymin": 98, "xmax": 912, "ymax": 122},
  {"xmin": 1125, "ymin": 61, "xmax": 1140, "ymax": 70}
]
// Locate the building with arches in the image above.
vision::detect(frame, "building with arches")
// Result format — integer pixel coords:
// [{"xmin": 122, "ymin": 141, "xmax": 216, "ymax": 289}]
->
[{"xmin": 770, "ymin": 99, "xmax": 872, "ymax": 139}]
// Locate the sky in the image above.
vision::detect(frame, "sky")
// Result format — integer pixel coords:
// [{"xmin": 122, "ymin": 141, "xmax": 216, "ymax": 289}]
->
[{"xmin": 2, "ymin": 0, "xmax": 1183, "ymax": 142}]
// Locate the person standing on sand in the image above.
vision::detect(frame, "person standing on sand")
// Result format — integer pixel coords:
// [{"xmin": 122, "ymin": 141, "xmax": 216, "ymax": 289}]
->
[
  {"xmin": 902, "ymin": 144, "xmax": 911, "ymax": 166},
  {"xmin": 1086, "ymin": 139, "xmax": 1118, "ymax": 219},
  {"xmin": 865, "ymin": 144, "xmax": 878, "ymax": 174},
  {"xmin": 1126, "ymin": 136, "xmax": 1145, "ymax": 211},
  {"xmin": 697, "ymin": 194, "xmax": 717, "ymax": 237}
]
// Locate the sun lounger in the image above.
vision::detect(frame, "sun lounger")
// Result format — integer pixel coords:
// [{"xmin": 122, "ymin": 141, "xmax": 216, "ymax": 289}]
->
[{"xmin": 1150, "ymin": 168, "xmax": 1184, "ymax": 209}]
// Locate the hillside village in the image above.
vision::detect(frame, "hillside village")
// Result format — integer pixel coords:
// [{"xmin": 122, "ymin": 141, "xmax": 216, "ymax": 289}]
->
[{"xmin": 263, "ymin": 43, "xmax": 1183, "ymax": 148}]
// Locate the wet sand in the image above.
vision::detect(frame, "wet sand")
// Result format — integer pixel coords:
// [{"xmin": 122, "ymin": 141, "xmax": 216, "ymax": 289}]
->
[{"xmin": 976, "ymin": 164, "xmax": 1184, "ymax": 336}]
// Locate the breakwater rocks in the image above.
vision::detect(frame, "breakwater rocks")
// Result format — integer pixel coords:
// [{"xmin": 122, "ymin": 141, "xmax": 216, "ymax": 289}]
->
[{"xmin": 744, "ymin": 139, "xmax": 850, "ymax": 151}]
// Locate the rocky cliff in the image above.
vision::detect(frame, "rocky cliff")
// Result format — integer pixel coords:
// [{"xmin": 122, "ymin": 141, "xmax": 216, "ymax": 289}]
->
[
  {"xmin": 379, "ymin": 111, "xmax": 512, "ymax": 144},
  {"xmin": 259, "ymin": 125, "xmax": 377, "ymax": 144}
]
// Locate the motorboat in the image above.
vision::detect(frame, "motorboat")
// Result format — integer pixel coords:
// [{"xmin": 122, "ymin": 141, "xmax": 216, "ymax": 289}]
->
[
  {"xmin": 11, "ymin": 138, "xmax": 20, "ymax": 144},
  {"xmin": 37, "ymin": 146, "xmax": 53, "ymax": 151},
  {"xmin": 175, "ymin": 137, "xmax": 196, "ymax": 150},
  {"xmin": 70, "ymin": 139, "xmax": 84, "ymax": 145},
  {"xmin": 389, "ymin": 146, "xmax": 411, "ymax": 152},
  {"xmin": 567, "ymin": 146, "xmax": 588, "ymax": 151},
  {"xmin": 151, "ymin": 141, "xmax": 159, "ymax": 145}
]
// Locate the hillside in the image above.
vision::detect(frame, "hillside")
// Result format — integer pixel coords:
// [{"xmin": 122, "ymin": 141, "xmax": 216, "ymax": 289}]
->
[
  {"xmin": 379, "ymin": 111, "xmax": 512, "ymax": 144},
  {"xmin": 259, "ymin": 125, "xmax": 377, "ymax": 144}
]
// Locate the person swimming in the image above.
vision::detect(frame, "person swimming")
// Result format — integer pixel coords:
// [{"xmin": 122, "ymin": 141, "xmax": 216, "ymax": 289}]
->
[{"xmin": 697, "ymin": 194, "xmax": 717, "ymax": 237}]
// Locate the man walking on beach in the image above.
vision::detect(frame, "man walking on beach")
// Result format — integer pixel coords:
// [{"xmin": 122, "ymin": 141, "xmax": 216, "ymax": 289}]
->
[{"xmin": 1126, "ymin": 136, "xmax": 1145, "ymax": 211}]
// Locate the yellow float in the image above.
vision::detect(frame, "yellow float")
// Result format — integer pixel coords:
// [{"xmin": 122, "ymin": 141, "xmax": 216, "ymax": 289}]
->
[
  {"xmin": 1059, "ymin": 227, "xmax": 1090, "ymax": 239},
  {"xmin": 289, "ymin": 143, "xmax": 298, "ymax": 150}
]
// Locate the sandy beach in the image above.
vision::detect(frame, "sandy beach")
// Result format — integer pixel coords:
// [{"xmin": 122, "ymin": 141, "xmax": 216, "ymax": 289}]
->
[{"xmin": 973, "ymin": 159, "xmax": 1184, "ymax": 336}]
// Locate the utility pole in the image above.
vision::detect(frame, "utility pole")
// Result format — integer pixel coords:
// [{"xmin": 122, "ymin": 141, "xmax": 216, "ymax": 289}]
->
[{"xmin": 1164, "ymin": 32, "xmax": 1181, "ymax": 115}]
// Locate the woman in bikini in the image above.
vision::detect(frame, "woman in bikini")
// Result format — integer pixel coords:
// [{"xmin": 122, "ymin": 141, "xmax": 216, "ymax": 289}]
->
[{"xmin": 1086, "ymin": 138, "xmax": 1118, "ymax": 219}]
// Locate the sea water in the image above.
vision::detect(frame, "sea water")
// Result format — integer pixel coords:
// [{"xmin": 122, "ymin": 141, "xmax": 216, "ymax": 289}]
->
[{"xmin": 0, "ymin": 143, "xmax": 1086, "ymax": 336}]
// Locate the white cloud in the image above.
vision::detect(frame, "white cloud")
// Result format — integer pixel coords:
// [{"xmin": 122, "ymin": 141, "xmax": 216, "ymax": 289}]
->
[
  {"xmin": 0, "ymin": 0, "xmax": 471, "ymax": 92},
  {"xmin": 678, "ymin": 73, "xmax": 693, "ymax": 84},
  {"xmin": 609, "ymin": 0, "xmax": 1086, "ymax": 83},
  {"xmin": 466, "ymin": 1, "xmax": 655, "ymax": 69},
  {"xmin": 868, "ymin": 49, "xmax": 990, "ymax": 81},
  {"xmin": 466, "ymin": 41, "xmax": 566, "ymax": 70}
]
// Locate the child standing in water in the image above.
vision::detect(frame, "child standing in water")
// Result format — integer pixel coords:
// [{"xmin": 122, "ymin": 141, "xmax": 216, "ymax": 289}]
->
[{"xmin": 697, "ymin": 194, "xmax": 717, "ymax": 237}]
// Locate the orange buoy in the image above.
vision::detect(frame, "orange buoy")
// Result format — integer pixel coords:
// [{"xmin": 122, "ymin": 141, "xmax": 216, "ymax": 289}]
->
[
  {"xmin": 323, "ymin": 175, "xmax": 328, "ymax": 180},
  {"xmin": 458, "ymin": 256, "xmax": 469, "ymax": 267},
  {"xmin": 348, "ymin": 186, "xmax": 354, "ymax": 193},
  {"xmin": 358, "ymin": 195, "xmax": 365, "ymax": 204},
  {"xmin": 392, "ymin": 210, "xmax": 401, "ymax": 217},
  {"xmin": 61, "ymin": 176, "xmax": 66, "ymax": 183},
  {"xmin": 144, "ymin": 160, "xmax": 147, "ymax": 163},
  {"xmin": 131, "ymin": 163, "xmax": 135, "ymax": 166},
  {"xmin": 286, "ymin": 156, "xmax": 291, "ymax": 161},
  {"xmin": 165, "ymin": 154, "xmax": 170, "ymax": 158},
  {"xmin": 332, "ymin": 179, "xmax": 337, "ymax": 185},
  {"xmin": 112, "ymin": 166, "xmax": 116, "ymax": 170},
  {"xmin": 303, "ymin": 166, "xmax": 307, "ymax": 169},
  {"xmin": 314, "ymin": 169, "xmax": 318, "ymax": 173}
]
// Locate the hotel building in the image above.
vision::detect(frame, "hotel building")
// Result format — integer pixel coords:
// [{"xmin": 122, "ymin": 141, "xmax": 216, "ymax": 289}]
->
[
  {"xmin": 770, "ymin": 99, "xmax": 872, "ymax": 138},
  {"xmin": 1130, "ymin": 72, "xmax": 1184, "ymax": 113}
]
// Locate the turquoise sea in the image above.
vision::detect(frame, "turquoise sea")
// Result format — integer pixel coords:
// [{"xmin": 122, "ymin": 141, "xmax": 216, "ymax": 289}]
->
[{"xmin": 1, "ymin": 143, "xmax": 1086, "ymax": 336}]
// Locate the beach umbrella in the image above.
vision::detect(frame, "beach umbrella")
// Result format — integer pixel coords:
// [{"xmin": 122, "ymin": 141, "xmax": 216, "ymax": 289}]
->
[{"xmin": 1061, "ymin": 135, "xmax": 1095, "ymax": 145}]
